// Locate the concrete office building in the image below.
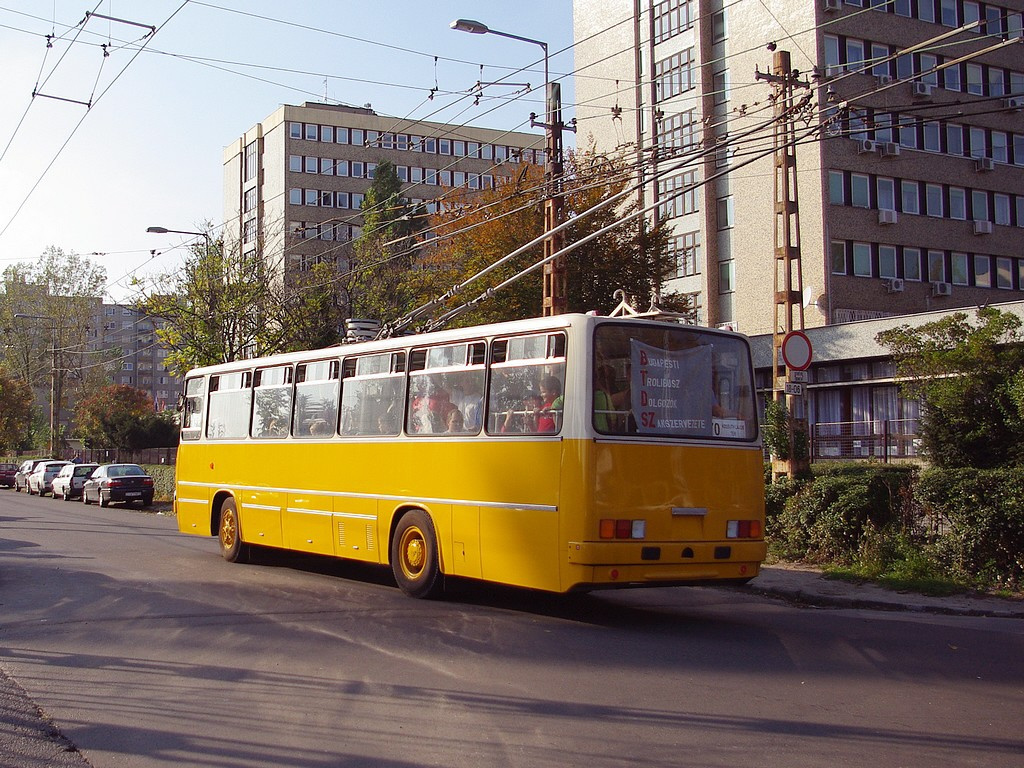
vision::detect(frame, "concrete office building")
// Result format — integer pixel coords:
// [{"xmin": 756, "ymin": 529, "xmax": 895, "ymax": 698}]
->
[
  {"xmin": 574, "ymin": 0, "xmax": 1024, "ymax": 335},
  {"xmin": 223, "ymin": 102, "xmax": 546, "ymax": 292}
]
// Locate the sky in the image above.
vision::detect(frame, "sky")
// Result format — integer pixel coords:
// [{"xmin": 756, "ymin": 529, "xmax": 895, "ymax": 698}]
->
[{"xmin": 0, "ymin": 1, "xmax": 576, "ymax": 301}]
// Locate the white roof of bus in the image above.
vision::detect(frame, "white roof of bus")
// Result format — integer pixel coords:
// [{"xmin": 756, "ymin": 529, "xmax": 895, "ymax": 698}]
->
[{"xmin": 184, "ymin": 313, "xmax": 743, "ymax": 377}]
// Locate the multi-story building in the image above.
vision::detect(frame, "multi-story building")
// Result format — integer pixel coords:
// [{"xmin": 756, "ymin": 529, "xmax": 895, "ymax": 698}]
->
[
  {"xmin": 92, "ymin": 303, "xmax": 181, "ymax": 412},
  {"xmin": 223, "ymin": 102, "xmax": 546, "ymax": 294},
  {"xmin": 574, "ymin": 0, "xmax": 1024, "ymax": 335}
]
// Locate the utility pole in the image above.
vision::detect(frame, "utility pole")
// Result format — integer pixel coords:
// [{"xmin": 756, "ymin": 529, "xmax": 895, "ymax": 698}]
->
[
  {"xmin": 756, "ymin": 50, "xmax": 811, "ymax": 477},
  {"xmin": 535, "ymin": 83, "xmax": 569, "ymax": 316}
]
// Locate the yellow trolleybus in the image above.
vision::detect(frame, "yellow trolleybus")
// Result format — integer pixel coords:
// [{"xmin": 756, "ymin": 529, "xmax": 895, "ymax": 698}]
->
[{"xmin": 174, "ymin": 313, "xmax": 765, "ymax": 598}]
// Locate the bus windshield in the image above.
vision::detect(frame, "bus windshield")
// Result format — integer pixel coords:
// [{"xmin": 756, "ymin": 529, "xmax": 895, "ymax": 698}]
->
[{"xmin": 593, "ymin": 324, "xmax": 758, "ymax": 441}]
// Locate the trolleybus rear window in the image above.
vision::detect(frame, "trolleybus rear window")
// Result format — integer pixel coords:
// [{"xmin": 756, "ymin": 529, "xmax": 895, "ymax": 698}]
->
[{"xmin": 594, "ymin": 325, "xmax": 757, "ymax": 440}]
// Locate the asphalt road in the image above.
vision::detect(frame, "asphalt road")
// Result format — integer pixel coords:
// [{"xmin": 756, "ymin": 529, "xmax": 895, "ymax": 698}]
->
[{"xmin": 1, "ymin": 489, "xmax": 1023, "ymax": 768}]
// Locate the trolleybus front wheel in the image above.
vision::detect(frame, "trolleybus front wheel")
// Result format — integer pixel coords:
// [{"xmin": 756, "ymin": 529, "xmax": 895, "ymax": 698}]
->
[
  {"xmin": 218, "ymin": 497, "xmax": 249, "ymax": 563},
  {"xmin": 391, "ymin": 510, "xmax": 443, "ymax": 599}
]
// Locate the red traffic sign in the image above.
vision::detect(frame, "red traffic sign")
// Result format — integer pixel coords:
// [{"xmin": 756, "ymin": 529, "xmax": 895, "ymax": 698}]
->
[{"xmin": 781, "ymin": 331, "xmax": 813, "ymax": 371}]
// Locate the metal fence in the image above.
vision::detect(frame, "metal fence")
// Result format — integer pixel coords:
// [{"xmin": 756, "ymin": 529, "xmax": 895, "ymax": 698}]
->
[
  {"xmin": 78, "ymin": 447, "xmax": 178, "ymax": 466},
  {"xmin": 811, "ymin": 419, "xmax": 920, "ymax": 463}
]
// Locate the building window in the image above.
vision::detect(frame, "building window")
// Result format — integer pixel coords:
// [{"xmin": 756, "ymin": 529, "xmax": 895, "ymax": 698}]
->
[
  {"xmin": 669, "ymin": 231, "xmax": 701, "ymax": 278},
  {"xmin": 320, "ymin": 125, "xmax": 333, "ymax": 143},
  {"xmin": 829, "ymin": 170, "xmax": 845, "ymax": 205},
  {"xmin": 658, "ymin": 109, "xmax": 699, "ymax": 152},
  {"xmin": 853, "ymin": 242, "xmax": 872, "ymax": 277},
  {"xmin": 719, "ymin": 261, "xmax": 735, "ymax": 292},
  {"xmin": 653, "ymin": 0, "xmax": 693, "ymax": 43},
  {"xmin": 928, "ymin": 250, "xmax": 946, "ymax": 282},
  {"xmin": 657, "ymin": 171, "xmax": 698, "ymax": 219},
  {"xmin": 952, "ymin": 252, "xmax": 969, "ymax": 285},
  {"xmin": 947, "ymin": 124, "xmax": 964, "ymax": 155},
  {"xmin": 940, "ymin": 0, "xmax": 958, "ymax": 26},
  {"xmin": 288, "ymin": 122, "xmax": 302, "ymax": 139},
  {"xmin": 967, "ymin": 63, "xmax": 984, "ymax": 95},
  {"xmin": 871, "ymin": 44, "xmax": 891, "ymax": 78},
  {"xmin": 879, "ymin": 245, "xmax": 898, "ymax": 278},
  {"xmin": 972, "ymin": 189, "xmax": 989, "ymax": 221},
  {"xmin": 304, "ymin": 189, "xmax": 318, "ymax": 206},
  {"xmin": 654, "ymin": 48, "xmax": 695, "ymax": 102},
  {"xmin": 717, "ymin": 196, "xmax": 734, "ymax": 229},
  {"xmin": 824, "ymin": 35, "xmax": 841, "ymax": 77},
  {"xmin": 904, "ymin": 247, "xmax": 922, "ymax": 281},
  {"xmin": 996, "ymin": 258, "xmax": 1013, "ymax": 289},
  {"xmin": 975, "ymin": 255, "xmax": 991, "ymax": 287},
  {"xmin": 305, "ymin": 124, "xmax": 318, "ymax": 141},
  {"xmin": 336, "ymin": 127, "xmax": 349, "ymax": 144},
  {"xmin": 289, "ymin": 188, "xmax": 302, "ymax": 205},
  {"xmin": 851, "ymin": 173, "xmax": 870, "ymax": 208},
  {"xmin": 995, "ymin": 194, "xmax": 1011, "ymax": 225},
  {"xmin": 901, "ymin": 180, "xmax": 920, "ymax": 214},
  {"xmin": 304, "ymin": 156, "xmax": 317, "ymax": 174},
  {"xmin": 244, "ymin": 141, "xmax": 258, "ymax": 182},
  {"xmin": 877, "ymin": 177, "xmax": 895, "ymax": 211},
  {"xmin": 711, "ymin": 10, "xmax": 726, "ymax": 41},
  {"xmin": 949, "ymin": 187, "xmax": 967, "ymax": 219},
  {"xmin": 923, "ymin": 121, "xmax": 941, "ymax": 151},
  {"xmin": 831, "ymin": 243, "xmax": 847, "ymax": 276},
  {"xmin": 288, "ymin": 155, "xmax": 302, "ymax": 173},
  {"xmin": 320, "ymin": 158, "xmax": 334, "ymax": 175},
  {"xmin": 926, "ymin": 183, "xmax": 943, "ymax": 217}
]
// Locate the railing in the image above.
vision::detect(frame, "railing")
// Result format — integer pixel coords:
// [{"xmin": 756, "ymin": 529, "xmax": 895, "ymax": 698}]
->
[
  {"xmin": 79, "ymin": 447, "xmax": 178, "ymax": 466},
  {"xmin": 811, "ymin": 419, "xmax": 920, "ymax": 463}
]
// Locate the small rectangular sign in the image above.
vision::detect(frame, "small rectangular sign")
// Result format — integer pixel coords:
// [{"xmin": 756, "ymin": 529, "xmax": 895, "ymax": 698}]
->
[
  {"xmin": 789, "ymin": 370, "xmax": 809, "ymax": 383},
  {"xmin": 784, "ymin": 382, "xmax": 803, "ymax": 396}
]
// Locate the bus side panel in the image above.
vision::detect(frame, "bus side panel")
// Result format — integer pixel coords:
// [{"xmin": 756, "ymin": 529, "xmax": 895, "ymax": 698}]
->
[
  {"xmin": 175, "ymin": 448, "xmax": 213, "ymax": 535},
  {"xmin": 333, "ymin": 496, "xmax": 382, "ymax": 563},
  {"xmin": 449, "ymin": 505, "xmax": 481, "ymax": 578},
  {"xmin": 239, "ymin": 489, "xmax": 284, "ymax": 548},
  {"xmin": 284, "ymin": 491, "xmax": 335, "ymax": 556}
]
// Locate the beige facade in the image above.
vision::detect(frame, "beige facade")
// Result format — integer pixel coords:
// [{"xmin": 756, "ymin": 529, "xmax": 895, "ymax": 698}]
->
[
  {"xmin": 574, "ymin": 0, "xmax": 1024, "ymax": 335},
  {"xmin": 223, "ymin": 102, "xmax": 546, "ymax": 292}
]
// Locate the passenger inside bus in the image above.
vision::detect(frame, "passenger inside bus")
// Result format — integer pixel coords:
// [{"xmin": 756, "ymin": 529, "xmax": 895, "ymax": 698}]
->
[
  {"xmin": 537, "ymin": 376, "xmax": 563, "ymax": 433},
  {"xmin": 445, "ymin": 409, "xmax": 465, "ymax": 433},
  {"xmin": 502, "ymin": 391, "xmax": 543, "ymax": 433}
]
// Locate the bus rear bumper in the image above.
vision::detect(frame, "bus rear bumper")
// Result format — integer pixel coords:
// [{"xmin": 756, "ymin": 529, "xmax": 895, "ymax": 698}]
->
[{"xmin": 564, "ymin": 539, "xmax": 766, "ymax": 589}]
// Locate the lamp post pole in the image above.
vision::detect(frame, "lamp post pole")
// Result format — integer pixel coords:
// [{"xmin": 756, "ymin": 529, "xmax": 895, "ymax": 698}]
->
[
  {"xmin": 14, "ymin": 313, "xmax": 57, "ymax": 456},
  {"xmin": 450, "ymin": 19, "xmax": 566, "ymax": 316}
]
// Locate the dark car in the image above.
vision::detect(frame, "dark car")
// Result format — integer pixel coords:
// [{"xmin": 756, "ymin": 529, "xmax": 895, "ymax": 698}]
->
[
  {"xmin": 0, "ymin": 462, "xmax": 17, "ymax": 488},
  {"xmin": 14, "ymin": 458, "xmax": 52, "ymax": 492},
  {"xmin": 81, "ymin": 463, "xmax": 154, "ymax": 508}
]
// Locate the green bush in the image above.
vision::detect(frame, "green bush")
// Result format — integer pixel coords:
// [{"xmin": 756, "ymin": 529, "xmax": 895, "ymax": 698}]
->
[
  {"xmin": 141, "ymin": 464, "xmax": 175, "ymax": 503},
  {"xmin": 917, "ymin": 467, "xmax": 1024, "ymax": 588}
]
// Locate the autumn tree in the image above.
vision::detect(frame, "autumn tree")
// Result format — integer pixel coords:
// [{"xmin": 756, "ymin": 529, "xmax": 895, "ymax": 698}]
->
[
  {"xmin": 424, "ymin": 146, "xmax": 683, "ymax": 327},
  {"xmin": 75, "ymin": 384, "xmax": 174, "ymax": 450},
  {"xmin": 877, "ymin": 307, "xmax": 1024, "ymax": 469},
  {"xmin": 0, "ymin": 368, "xmax": 33, "ymax": 452}
]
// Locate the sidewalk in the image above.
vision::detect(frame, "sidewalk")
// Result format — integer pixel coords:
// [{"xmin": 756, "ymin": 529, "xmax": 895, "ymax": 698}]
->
[{"xmin": 749, "ymin": 563, "xmax": 1024, "ymax": 619}]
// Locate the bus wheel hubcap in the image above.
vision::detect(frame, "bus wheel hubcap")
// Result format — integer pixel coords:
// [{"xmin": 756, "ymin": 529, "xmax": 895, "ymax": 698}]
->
[
  {"xmin": 403, "ymin": 532, "xmax": 424, "ymax": 574},
  {"xmin": 221, "ymin": 514, "xmax": 236, "ymax": 547}
]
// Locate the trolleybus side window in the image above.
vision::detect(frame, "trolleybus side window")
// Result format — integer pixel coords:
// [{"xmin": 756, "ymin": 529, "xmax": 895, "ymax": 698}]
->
[
  {"xmin": 486, "ymin": 333, "xmax": 567, "ymax": 435},
  {"xmin": 252, "ymin": 365, "xmax": 293, "ymax": 438},
  {"xmin": 340, "ymin": 352, "xmax": 406, "ymax": 436},
  {"xmin": 593, "ymin": 324, "xmax": 757, "ymax": 440},
  {"xmin": 406, "ymin": 341, "xmax": 485, "ymax": 435},
  {"xmin": 293, "ymin": 360, "xmax": 340, "ymax": 437},
  {"xmin": 206, "ymin": 371, "xmax": 252, "ymax": 440},
  {"xmin": 181, "ymin": 377, "xmax": 206, "ymax": 441}
]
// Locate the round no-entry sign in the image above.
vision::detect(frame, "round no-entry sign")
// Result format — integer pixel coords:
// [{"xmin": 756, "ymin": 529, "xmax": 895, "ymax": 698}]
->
[{"xmin": 781, "ymin": 330, "xmax": 813, "ymax": 371}]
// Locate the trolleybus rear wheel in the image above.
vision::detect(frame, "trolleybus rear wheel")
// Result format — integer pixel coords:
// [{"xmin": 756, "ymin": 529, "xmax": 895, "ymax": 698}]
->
[
  {"xmin": 218, "ymin": 497, "xmax": 249, "ymax": 563},
  {"xmin": 391, "ymin": 510, "xmax": 442, "ymax": 599}
]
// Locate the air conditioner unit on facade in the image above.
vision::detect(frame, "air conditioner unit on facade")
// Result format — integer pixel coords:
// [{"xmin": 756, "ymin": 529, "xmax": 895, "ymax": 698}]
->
[
  {"xmin": 824, "ymin": 0, "xmax": 842, "ymax": 11},
  {"xmin": 857, "ymin": 139, "xmax": 878, "ymax": 154},
  {"xmin": 1003, "ymin": 96, "xmax": 1024, "ymax": 111},
  {"xmin": 878, "ymin": 209, "xmax": 898, "ymax": 224},
  {"xmin": 881, "ymin": 141, "xmax": 901, "ymax": 156},
  {"xmin": 876, "ymin": 74, "xmax": 893, "ymax": 86},
  {"xmin": 884, "ymin": 277, "xmax": 905, "ymax": 293},
  {"xmin": 975, "ymin": 156, "xmax": 995, "ymax": 172},
  {"xmin": 932, "ymin": 281, "xmax": 952, "ymax": 296},
  {"xmin": 912, "ymin": 81, "xmax": 934, "ymax": 98},
  {"xmin": 974, "ymin": 219, "xmax": 993, "ymax": 234}
]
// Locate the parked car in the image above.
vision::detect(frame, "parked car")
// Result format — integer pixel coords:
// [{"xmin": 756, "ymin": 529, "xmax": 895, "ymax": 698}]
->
[
  {"xmin": 14, "ymin": 459, "xmax": 51, "ymax": 492},
  {"xmin": 81, "ymin": 463, "xmax": 154, "ymax": 507},
  {"xmin": 28, "ymin": 461, "xmax": 72, "ymax": 496},
  {"xmin": 0, "ymin": 462, "xmax": 17, "ymax": 488},
  {"xmin": 51, "ymin": 463, "xmax": 100, "ymax": 501}
]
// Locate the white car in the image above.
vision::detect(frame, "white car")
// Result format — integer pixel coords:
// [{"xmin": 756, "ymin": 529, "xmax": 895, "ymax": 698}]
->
[
  {"xmin": 51, "ymin": 463, "xmax": 100, "ymax": 501},
  {"xmin": 27, "ymin": 461, "xmax": 72, "ymax": 496}
]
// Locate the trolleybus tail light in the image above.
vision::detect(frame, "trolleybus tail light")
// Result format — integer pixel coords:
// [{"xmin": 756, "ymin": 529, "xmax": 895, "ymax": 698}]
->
[
  {"xmin": 726, "ymin": 520, "xmax": 762, "ymax": 539},
  {"xmin": 599, "ymin": 519, "xmax": 646, "ymax": 539}
]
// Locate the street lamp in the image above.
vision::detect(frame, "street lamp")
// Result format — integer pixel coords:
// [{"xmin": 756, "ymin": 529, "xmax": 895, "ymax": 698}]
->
[
  {"xmin": 146, "ymin": 225, "xmax": 212, "ymax": 250},
  {"xmin": 14, "ymin": 313, "xmax": 57, "ymax": 456},
  {"xmin": 450, "ymin": 18, "xmax": 566, "ymax": 316}
]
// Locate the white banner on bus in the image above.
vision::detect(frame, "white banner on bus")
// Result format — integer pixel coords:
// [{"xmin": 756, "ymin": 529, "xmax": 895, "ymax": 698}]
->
[{"xmin": 631, "ymin": 340, "xmax": 713, "ymax": 436}]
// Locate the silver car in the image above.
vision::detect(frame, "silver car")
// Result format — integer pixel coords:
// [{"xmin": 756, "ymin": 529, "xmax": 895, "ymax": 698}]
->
[
  {"xmin": 51, "ymin": 463, "xmax": 100, "ymax": 501},
  {"xmin": 28, "ymin": 461, "xmax": 72, "ymax": 496}
]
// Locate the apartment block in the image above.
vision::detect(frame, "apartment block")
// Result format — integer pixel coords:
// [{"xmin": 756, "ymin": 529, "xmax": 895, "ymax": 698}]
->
[
  {"xmin": 574, "ymin": 0, "xmax": 1024, "ymax": 335},
  {"xmin": 223, "ymin": 102, "xmax": 546, "ymax": 290},
  {"xmin": 93, "ymin": 303, "xmax": 181, "ymax": 412}
]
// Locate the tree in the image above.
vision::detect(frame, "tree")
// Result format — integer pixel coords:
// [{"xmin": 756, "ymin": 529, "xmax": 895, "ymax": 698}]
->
[
  {"xmin": 75, "ymin": 385, "xmax": 167, "ymax": 450},
  {"xmin": 1, "ymin": 248, "xmax": 111, "ymax": 451},
  {"xmin": 348, "ymin": 160, "xmax": 426, "ymax": 324},
  {"xmin": 0, "ymin": 368, "xmax": 33, "ymax": 452},
  {"xmin": 876, "ymin": 307, "xmax": 1024, "ymax": 469},
  {"xmin": 424, "ymin": 145, "xmax": 686, "ymax": 328}
]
